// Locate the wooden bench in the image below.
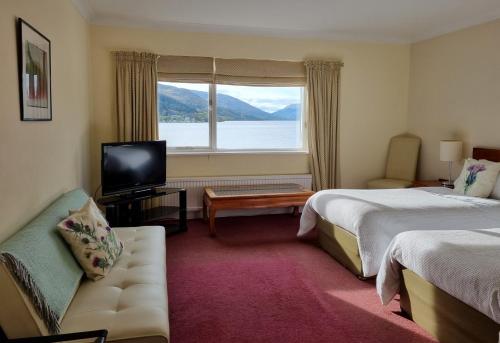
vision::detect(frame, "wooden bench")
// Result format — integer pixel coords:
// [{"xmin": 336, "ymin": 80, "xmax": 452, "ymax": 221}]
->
[{"xmin": 202, "ymin": 183, "xmax": 314, "ymax": 236}]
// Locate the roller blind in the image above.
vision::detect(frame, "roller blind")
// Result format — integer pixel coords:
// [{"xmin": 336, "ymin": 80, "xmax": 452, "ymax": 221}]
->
[
  {"xmin": 214, "ymin": 58, "xmax": 306, "ymax": 86},
  {"xmin": 157, "ymin": 55, "xmax": 214, "ymax": 83}
]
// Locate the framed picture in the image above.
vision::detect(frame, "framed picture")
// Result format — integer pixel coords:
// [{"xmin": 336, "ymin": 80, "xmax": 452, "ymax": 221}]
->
[{"xmin": 17, "ymin": 18, "xmax": 52, "ymax": 121}]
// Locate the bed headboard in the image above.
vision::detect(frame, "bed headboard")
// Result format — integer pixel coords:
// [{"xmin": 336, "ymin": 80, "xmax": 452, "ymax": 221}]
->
[{"xmin": 472, "ymin": 147, "xmax": 500, "ymax": 162}]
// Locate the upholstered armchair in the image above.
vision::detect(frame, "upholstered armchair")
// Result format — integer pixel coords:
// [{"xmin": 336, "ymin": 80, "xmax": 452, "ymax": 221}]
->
[{"xmin": 367, "ymin": 134, "xmax": 421, "ymax": 189}]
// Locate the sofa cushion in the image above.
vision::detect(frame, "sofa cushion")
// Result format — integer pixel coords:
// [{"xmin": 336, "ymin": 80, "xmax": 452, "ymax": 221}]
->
[
  {"xmin": 60, "ymin": 226, "xmax": 169, "ymax": 343},
  {"xmin": 0, "ymin": 189, "xmax": 87, "ymax": 334},
  {"xmin": 58, "ymin": 198, "xmax": 124, "ymax": 280}
]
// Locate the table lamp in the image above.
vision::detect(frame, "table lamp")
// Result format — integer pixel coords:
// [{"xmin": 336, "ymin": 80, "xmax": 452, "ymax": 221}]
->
[{"xmin": 440, "ymin": 140, "xmax": 463, "ymax": 187}]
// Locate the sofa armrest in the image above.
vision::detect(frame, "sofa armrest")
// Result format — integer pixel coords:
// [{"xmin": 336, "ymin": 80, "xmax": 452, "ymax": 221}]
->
[{"xmin": 0, "ymin": 328, "xmax": 108, "ymax": 343}]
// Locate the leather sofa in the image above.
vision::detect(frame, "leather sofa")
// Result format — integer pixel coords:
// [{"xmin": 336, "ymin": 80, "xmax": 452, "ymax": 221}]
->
[{"xmin": 0, "ymin": 191, "xmax": 169, "ymax": 343}]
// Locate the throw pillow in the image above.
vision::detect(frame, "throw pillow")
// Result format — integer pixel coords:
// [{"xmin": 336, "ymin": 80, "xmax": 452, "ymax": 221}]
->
[
  {"xmin": 453, "ymin": 158, "xmax": 500, "ymax": 197},
  {"xmin": 58, "ymin": 198, "xmax": 123, "ymax": 280}
]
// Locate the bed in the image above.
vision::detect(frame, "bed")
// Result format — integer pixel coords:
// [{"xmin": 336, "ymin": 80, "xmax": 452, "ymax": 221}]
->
[
  {"xmin": 376, "ymin": 228, "xmax": 500, "ymax": 343},
  {"xmin": 298, "ymin": 147, "xmax": 500, "ymax": 278}
]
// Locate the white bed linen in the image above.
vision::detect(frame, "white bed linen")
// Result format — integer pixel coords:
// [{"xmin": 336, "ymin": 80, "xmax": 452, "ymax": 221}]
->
[
  {"xmin": 298, "ymin": 187, "xmax": 500, "ymax": 276},
  {"xmin": 376, "ymin": 228, "xmax": 500, "ymax": 324}
]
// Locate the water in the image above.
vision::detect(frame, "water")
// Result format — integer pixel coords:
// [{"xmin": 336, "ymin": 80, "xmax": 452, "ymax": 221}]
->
[{"xmin": 159, "ymin": 121, "xmax": 303, "ymax": 150}]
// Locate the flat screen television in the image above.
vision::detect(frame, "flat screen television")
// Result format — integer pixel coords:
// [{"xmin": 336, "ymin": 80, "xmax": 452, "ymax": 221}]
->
[{"xmin": 101, "ymin": 140, "xmax": 166, "ymax": 196}]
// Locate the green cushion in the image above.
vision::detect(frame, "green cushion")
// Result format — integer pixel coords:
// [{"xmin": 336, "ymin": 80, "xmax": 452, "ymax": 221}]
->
[{"xmin": 0, "ymin": 189, "xmax": 88, "ymax": 333}]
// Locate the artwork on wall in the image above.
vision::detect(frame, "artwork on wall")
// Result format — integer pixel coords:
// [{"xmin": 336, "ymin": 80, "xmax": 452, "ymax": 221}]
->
[{"xmin": 17, "ymin": 18, "xmax": 52, "ymax": 121}]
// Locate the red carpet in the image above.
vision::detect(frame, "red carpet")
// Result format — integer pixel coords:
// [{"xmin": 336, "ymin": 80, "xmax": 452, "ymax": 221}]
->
[{"xmin": 166, "ymin": 214, "xmax": 437, "ymax": 343}]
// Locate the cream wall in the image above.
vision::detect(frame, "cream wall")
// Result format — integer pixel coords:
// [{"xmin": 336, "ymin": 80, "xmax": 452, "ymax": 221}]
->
[
  {"xmin": 408, "ymin": 19, "xmax": 500, "ymax": 180},
  {"xmin": 0, "ymin": 0, "xmax": 91, "ymax": 242},
  {"xmin": 90, "ymin": 25, "xmax": 410, "ymax": 191}
]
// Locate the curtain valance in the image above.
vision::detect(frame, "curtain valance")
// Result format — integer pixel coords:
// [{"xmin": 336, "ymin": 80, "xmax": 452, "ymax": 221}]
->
[
  {"xmin": 157, "ymin": 55, "xmax": 307, "ymax": 86},
  {"xmin": 214, "ymin": 58, "xmax": 305, "ymax": 86},
  {"xmin": 157, "ymin": 55, "xmax": 214, "ymax": 83}
]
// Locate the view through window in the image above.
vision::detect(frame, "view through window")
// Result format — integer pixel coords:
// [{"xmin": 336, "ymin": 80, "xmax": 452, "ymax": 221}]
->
[{"xmin": 158, "ymin": 82, "xmax": 304, "ymax": 151}]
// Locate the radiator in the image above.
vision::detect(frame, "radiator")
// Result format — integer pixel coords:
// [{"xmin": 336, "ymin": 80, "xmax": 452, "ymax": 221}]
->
[{"xmin": 161, "ymin": 174, "xmax": 312, "ymax": 214}]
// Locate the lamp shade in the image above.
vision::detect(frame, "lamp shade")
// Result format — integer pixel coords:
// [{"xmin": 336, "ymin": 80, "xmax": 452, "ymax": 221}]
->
[{"xmin": 440, "ymin": 140, "xmax": 463, "ymax": 162}]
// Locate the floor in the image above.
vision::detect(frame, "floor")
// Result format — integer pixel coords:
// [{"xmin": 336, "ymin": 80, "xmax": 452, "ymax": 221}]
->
[{"xmin": 166, "ymin": 214, "xmax": 437, "ymax": 343}]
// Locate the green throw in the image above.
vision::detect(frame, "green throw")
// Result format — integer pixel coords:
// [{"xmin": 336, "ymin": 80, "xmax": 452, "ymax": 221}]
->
[{"xmin": 0, "ymin": 189, "xmax": 88, "ymax": 333}]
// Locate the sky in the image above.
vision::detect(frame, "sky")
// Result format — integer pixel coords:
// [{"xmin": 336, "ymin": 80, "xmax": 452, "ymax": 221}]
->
[{"xmin": 159, "ymin": 82, "xmax": 303, "ymax": 113}]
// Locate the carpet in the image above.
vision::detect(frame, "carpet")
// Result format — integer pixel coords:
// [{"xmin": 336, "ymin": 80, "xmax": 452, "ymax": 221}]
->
[{"xmin": 166, "ymin": 214, "xmax": 437, "ymax": 343}]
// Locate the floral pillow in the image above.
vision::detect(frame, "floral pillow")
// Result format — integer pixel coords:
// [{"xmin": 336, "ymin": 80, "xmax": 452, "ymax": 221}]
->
[
  {"xmin": 453, "ymin": 159, "xmax": 500, "ymax": 197},
  {"xmin": 58, "ymin": 198, "xmax": 123, "ymax": 280}
]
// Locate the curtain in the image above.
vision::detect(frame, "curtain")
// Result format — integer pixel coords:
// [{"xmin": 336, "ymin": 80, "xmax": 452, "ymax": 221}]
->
[
  {"xmin": 114, "ymin": 51, "xmax": 159, "ymax": 141},
  {"xmin": 305, "ymin": 60, "xmax": 343, "ymax": 191}
]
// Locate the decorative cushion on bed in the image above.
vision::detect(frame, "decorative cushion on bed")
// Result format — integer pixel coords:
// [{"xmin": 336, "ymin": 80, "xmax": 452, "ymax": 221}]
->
[
  {"xmin": 453, "ymin": 159, "xmax": 500, "ymax": 197},
  {"xmin": 58, "ymin": 199, "xmax": 123, "ymax": 281}
]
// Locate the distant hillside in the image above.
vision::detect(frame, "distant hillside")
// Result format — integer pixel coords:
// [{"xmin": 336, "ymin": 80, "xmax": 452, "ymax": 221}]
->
[
  {"xmin": 158, "ymin": 84, "xmax": 299, "ymax": 122},
  {"xmin": 271, "ymin": 104, "xmax": 301, "ymax": 120}
]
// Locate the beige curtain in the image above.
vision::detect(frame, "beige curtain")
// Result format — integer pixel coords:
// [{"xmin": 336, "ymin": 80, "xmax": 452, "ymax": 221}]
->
[
  {"xmin": 305, "ymin": 60, "xmax": 343, "ymax": 191},
  {"xmin": 114, "ymin": 51, "xmax": 159, "ymax": 141}
]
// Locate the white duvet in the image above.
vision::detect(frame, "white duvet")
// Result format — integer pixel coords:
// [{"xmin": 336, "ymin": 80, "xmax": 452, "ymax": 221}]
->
[
  {"xmin": 298, "ymin": 187, "xmax": 500, "ymax": 276},
  {"xmin": 376, "ymin": 228, "xmax": 500, "ymax": 324}
]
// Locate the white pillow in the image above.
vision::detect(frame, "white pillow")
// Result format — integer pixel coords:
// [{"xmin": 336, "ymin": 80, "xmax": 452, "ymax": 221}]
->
[
  {"xmin": 454, "ymin": 159, "xmax": 500, "ymax": 197},
  {"xmin": 490, "ymin": 174, "xmax": 500, "ymax": 200}
]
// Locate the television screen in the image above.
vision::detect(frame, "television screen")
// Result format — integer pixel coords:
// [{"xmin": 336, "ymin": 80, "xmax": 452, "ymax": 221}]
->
[{"xmin": 101, "ymin": 140, "xmax": 166, "ymax": 196}]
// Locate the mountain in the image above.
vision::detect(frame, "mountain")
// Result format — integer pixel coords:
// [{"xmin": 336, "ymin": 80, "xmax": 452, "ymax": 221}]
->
[
  {"xmin": 158, "ymin": 84, "xmax": 298, "ymax": 122},
  {"xmin": 271, "ymin": 104, "xmax": 301, "ymax": 120}
]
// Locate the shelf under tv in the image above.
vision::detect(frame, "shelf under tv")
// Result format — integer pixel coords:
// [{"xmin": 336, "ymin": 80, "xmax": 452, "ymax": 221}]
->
[{"xmin": 97, "ymin": 187, "xmax": 187, "ymax": 236}]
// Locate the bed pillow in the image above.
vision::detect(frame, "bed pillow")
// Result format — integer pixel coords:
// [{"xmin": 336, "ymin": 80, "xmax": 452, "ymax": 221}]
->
[
  {"xmin": 57, "ymin": 198, "xmax": 123, "ymax": 280},
  {"xmin": 453, "ymin": 159, "xmax": 500, "ymax": 197},
  {"xmin": 489, "ymin": 174, "xmax": 500, "ymax": 200}
]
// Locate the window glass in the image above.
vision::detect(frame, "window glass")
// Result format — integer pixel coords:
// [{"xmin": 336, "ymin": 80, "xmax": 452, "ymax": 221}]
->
[
  {"xmin": 158, "ymin": 82, "xmax": 209, "ymax": 148},
  {"xmin": 216, "ymin": 85, "xmax": 303, "ymax": 150}
]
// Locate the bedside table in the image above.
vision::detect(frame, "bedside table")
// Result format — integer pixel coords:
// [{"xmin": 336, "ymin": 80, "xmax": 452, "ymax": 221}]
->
[{"xmin": 411, "ymin": 180, "xmax": 454, "ymax": 188}]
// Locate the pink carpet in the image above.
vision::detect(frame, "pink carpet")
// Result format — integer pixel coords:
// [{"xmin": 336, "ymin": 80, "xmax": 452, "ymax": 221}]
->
[{"xmin": 166, "ymin": 214, "xmax": 437, "ymax": 343}]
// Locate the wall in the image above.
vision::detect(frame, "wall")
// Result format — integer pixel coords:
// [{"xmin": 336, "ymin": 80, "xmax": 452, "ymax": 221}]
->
[
  {"xmin": 0, "ymin": 0, "xmax": 91, "ymax": 242},
  {"xmin": 90, "ymin": 25, "xmax": 410, "ymax": 191},
  {"xmin": 408, "ymin": 19, "xmax": 500, "ymax": 180}
]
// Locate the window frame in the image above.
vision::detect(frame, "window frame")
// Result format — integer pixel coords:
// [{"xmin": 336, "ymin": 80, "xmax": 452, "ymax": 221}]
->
[{"xmin": 158, "ymin": 82, "xmax": 308, "ymax": 154}]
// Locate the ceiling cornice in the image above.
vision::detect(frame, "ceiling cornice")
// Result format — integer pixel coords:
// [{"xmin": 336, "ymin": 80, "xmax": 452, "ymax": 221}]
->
[
  {"xmin": 69, "ymin": 0, "xmax": 500, "ymax": 44},
  {"xmin": 70, "ymin": 0, "xmax": 94, "ymax": 21},
  {"xmin": 410, "ymin": 10, "xmax": 500, "ymax": 43}
]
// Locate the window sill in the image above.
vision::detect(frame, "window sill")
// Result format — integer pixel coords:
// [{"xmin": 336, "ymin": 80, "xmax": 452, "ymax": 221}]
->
[{"xmin": 167, "ymin": 150, "xmax": 309, "ymax": 156}]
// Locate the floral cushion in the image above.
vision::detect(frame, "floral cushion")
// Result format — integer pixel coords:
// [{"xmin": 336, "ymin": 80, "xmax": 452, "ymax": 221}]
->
[
  {"xmin": 57, "ymin": 198, "xmax": 123, "ymax": 280},
  {"xmin": 453, "ymin": 158, "xmax": 500, "ymax": 197}
]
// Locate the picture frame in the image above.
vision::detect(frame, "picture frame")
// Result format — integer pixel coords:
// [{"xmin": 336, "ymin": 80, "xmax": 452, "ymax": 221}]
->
[{"xmin": 17, "ymin": 18, "xmax": 52, "ymax": 121}]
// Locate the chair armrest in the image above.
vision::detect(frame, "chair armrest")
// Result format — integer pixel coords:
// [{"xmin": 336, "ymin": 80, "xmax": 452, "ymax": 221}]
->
[{"xmin": 0, "ymin": 329, "xmax": 108, "ymax": 343}]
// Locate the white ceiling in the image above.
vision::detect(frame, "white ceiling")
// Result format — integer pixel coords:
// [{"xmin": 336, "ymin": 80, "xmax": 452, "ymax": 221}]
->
[{"xmin": 72, "ymin": 0, "xmax": 500, "ymax": 43}]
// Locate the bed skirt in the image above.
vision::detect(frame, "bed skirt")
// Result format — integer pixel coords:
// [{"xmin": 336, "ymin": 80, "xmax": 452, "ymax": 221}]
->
[
  {"xmin": 317, "ymin": 216, "xmax": 364, "ymax": 277},
  {"xmin": 400, "ymin": 268, "xmax": 500, "ymax": 343}
]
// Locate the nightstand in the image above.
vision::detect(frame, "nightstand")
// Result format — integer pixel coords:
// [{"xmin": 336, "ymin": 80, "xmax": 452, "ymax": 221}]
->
[{"xmin": 411, "ymin": 180, "xmax": 454, "ymax": 188}]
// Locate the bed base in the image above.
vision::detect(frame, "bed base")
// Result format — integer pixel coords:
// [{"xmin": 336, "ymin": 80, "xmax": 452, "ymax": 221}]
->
[
  {"xmin": 317, "ymin": 216, "xmax": 365, "ymax": 278},
  {"xmin": 400, "ymin": 269, "xmax": 500, "ymax": 343}
]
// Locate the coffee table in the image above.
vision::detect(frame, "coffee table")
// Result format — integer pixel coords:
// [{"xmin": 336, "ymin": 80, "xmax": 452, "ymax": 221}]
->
[{"xmin": 202, "ymin": 183, "xmax": 314, "ymax": 236}]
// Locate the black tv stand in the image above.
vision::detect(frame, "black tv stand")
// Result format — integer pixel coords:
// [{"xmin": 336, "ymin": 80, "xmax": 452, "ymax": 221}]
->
[{"xmin": 97, "ymin": 187, "xmax": 187, "ymax": 236}]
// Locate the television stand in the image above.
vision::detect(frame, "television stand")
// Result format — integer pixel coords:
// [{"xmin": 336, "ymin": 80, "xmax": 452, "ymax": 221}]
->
[{"xmin": 97, "ymin": 187, "xmax": 187, "ymax": 236}]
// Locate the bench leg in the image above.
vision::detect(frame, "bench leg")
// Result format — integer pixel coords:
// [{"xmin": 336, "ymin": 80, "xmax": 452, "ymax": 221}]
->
[
  {"xmin": 209, "ymin": 208, "xmax": 217, "ymax": 236},
  {"xmin": 292, "ymin": 206, "xmax": 299, "ymax": 216},
  {"xmin": 202, "ymin": 197, "xmax": 208, "ymax": 222}
]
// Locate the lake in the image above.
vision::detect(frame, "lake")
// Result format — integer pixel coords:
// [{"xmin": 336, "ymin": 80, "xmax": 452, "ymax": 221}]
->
[{"xmin": 159, "ymin": 121, "xmax": 303, "ymax": 150}]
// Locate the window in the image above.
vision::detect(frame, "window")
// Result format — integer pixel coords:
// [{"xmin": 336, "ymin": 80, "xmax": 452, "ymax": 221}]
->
[{"xmin": 158, "ymin": 82, "xmax": 305, "ymax": 152}]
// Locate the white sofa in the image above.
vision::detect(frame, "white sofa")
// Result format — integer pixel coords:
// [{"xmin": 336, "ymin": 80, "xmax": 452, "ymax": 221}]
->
[{"xmin": 0, "ymin": 191, "xmax": 169, "ymax": 343}]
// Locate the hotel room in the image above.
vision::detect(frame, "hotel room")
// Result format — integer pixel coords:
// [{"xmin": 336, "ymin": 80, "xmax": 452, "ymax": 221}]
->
[{"xmin": 1, "ymin": 0, "xmax": 499, "ymax": 342}]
